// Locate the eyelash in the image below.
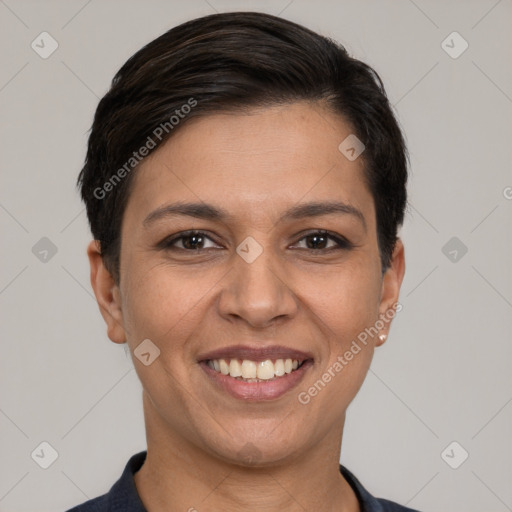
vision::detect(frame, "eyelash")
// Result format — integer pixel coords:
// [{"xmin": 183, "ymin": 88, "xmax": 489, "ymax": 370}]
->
[{"xmin": 159, "ymin": 230, "xmax": 354, "ymax": 253}]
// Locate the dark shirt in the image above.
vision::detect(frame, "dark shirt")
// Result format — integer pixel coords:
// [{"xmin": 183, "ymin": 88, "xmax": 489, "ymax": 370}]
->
[{"xmin": 66, "ymin": 451, "xmax": 420, "ymax": 512}]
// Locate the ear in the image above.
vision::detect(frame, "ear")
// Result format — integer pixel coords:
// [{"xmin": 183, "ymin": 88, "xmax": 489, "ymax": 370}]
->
[
  {"xmin": 376, "ymin": 238, "xmax": 405, "ymax": 347},
  {"xmin": 87, "ymin": 240, "xmax": 127, "ymax": 344}
]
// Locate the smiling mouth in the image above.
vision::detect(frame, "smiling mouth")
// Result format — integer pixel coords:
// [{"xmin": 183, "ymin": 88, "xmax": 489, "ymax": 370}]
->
[{"xmin": 205, "ymin": 358, "xmax": 307, "ymax": 382}]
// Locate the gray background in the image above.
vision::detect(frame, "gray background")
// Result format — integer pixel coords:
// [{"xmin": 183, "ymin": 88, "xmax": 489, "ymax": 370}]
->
[{"xmin": 1, "ymin": 1, "xmax": 511, "ymax": 511}]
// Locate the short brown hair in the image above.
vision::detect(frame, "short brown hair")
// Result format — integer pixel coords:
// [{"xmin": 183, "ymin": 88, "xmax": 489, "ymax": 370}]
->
[{"xmin": 78, "ymin": 11, "xmax": 408, "ymax": 282}]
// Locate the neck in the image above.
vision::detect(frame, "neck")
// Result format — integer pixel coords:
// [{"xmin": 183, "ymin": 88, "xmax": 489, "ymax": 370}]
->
[{"xmin": 134, "ymin": 391, "xmax": 360, "ymax": 512}]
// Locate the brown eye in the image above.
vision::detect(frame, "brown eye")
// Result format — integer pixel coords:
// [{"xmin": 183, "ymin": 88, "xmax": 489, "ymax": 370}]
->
[
  {"xmin": 178, "ymin": 233, "xmax": 206, "ymax": 250},
  {"xmin": 161, "ymin": 231, "xmax": 221, "ymax": 251},
  {"xmin": 294, "ymin": 231, "xmax": 353, "ymax": 251},
  {"xmin": 303, "ymin": 233, "xmax": 331, "ymax": 250}
]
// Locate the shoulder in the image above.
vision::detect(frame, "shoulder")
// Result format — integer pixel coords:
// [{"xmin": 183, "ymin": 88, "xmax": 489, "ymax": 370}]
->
[
  {"xmin": 340, "ymin": 464, "xmax": 422, "ymax": 512},
  {"xmin": 64, "ymin": 451, "xmax": 147, "ymax": 512},
  {"xmin": 65, "ymin": 494, "xmax": 108, "ymax": 512}
]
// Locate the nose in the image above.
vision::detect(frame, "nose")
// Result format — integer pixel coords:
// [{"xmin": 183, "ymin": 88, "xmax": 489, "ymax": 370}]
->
[{"xmin": 217, "ymin": 245, "xmax": 298, "ymax": 329}]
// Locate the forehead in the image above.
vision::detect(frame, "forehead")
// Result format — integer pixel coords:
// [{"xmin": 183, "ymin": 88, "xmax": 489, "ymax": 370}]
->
[{"xmin": 125, "ymin": 102, "xmax": 375, "ymax": 230}]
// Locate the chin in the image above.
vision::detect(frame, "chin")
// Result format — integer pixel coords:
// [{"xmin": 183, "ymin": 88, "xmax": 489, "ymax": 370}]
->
[{"xmin": 205, "ymin": 430, "xmax": 305, "ymax": 469}]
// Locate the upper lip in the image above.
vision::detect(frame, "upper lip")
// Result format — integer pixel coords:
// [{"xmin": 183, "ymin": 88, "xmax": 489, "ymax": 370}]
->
[{"xmin": 197, "ymin": 345, "xmax": 314, "ymax": 363}]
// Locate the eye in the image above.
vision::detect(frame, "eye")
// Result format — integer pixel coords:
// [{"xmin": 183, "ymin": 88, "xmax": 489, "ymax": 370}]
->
[
  {"xmin": 292, "ymin": 230, "xmax": 353, "ymax": 251},
  {"xmin": 160, "ymin": 230, "xmax": 222, "ymax": 251},
  {"xmin": 158, "ymin": 229, "xmax": 353, "ymax": 253}
]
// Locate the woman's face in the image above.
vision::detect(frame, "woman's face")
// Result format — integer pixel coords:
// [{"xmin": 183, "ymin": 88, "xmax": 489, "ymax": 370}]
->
[{"xmin": 92, "ymin": 101, "xmax": 404, "ymax": 465}]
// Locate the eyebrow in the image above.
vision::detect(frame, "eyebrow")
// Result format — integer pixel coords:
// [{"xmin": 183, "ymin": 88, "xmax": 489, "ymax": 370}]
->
[{"xmin": 143, "ymin": 200, "xmax": 367, "ymax": 231}]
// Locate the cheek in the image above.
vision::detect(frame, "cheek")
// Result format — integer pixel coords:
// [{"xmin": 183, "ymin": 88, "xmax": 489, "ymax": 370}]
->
[
  {"xmin": 298, "ymin": 273, "xmax": 378, "ymax": 420},
  {"xmin": 121, "ymin": 261, "xmax": 223, "ymax": 350},
  {"xmin": 298, "ymin": 262, "xmax": 381, "ymax": 387},
  {"xmin": 299, "ymin": 260, "xmax": 381, "ymax": 335},
  {"xmin": 122, "ymin": 249, "xmax": 381, "ymax": 347}
]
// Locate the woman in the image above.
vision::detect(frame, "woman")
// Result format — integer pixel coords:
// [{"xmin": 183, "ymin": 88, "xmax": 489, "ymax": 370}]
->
[{"xmin": 68, "ymin": 11, "xmax": 415, "ymax": 512}]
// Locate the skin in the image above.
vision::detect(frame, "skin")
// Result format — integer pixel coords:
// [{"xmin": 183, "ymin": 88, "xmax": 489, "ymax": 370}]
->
[{"xmin": 88, "ymin": 101, "xmax": 405, "ymax": 512}]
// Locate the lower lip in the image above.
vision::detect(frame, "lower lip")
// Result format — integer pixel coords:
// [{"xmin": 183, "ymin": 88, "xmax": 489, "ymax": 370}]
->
[{"xmin": 200, "ymin": 360, "xmax": 313, "ymax": 401}]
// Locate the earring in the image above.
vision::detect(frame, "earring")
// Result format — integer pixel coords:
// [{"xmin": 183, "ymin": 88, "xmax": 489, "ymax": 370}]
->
[{"xmin": 378, "ymin": 333, "xmax": 387, "ymax": 343}]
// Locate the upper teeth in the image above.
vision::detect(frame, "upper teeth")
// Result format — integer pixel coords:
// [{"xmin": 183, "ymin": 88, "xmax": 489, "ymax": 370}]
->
[{"xmin": 207, "ymin": 358, "xmax": 300, "ymax": 380}]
